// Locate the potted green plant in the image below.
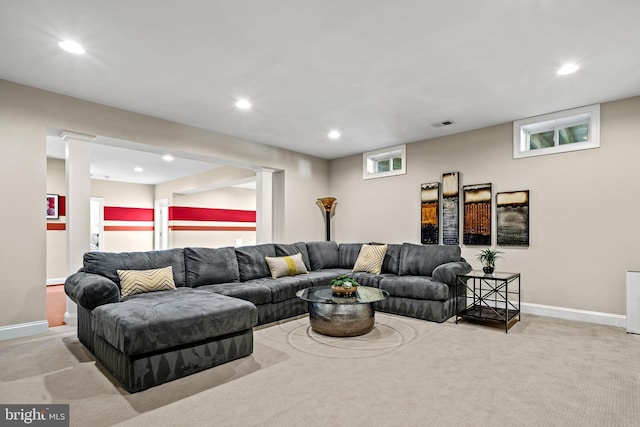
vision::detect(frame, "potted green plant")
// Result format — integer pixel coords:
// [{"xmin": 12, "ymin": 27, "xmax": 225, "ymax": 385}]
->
[
  {"xmin": 476, "ymin": 248, "xmax": 503, "ymax": 274},
  {"xmin": 329, "ymin": 275, "xmax": 359, "ymax": 295}
]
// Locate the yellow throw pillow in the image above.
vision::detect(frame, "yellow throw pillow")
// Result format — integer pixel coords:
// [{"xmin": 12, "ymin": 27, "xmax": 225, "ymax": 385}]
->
[
  {"xmin": 117, "ymin": 266, "xmax": 177, "ymax": 297},
  {"xmin": 265, "ymin": 253, "xmax": 309, "ymax": 279},
  {"xmin": 353, "ymin": 244, "xmax": 388, "ymax": 275}
]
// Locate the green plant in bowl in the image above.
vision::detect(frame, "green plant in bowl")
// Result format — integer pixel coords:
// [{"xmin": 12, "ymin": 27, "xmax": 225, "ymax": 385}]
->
[
  {"xmin": 476, "ymin": 248, "xmax": 503, "ymax": 274},
  {"xmin": 330, "ymin": 275, "xmax": 359, "ymax": 289}
]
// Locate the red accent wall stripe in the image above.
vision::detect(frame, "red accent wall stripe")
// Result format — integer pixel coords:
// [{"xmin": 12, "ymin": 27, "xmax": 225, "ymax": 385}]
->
[
  {"xmin": 169, "ymin": 206, "xmax": 256, "ymax": 223},
  {"xmin": 59, "ymin": 196, "xmax": 66, "ymax": 216},
  {"xmin": 104, "ymin": 207, "xmax": 154, "ymax": 221},
  {"xmin": 47, "ymin": 223, "xmax": 66, "ymax": 231},
  {"xmin": 169, "ymin": 225, "xmax": 256, "ymax": 232},
  {"xmin": 104, "ymin": 225, "xmax": 154, "ymax": 231}
]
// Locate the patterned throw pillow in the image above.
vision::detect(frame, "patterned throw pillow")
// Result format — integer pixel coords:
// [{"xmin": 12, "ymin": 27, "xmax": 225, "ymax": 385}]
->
[
  {"xmin": 265, "ymin": 253, "xmax": 309, "ymax": 279},
  {"xmin": 117, "ymin": 266, "xmax": 177, "ymax": 297},
  {"xmin": 353, "ymin": 244, "xmax": 388, "ymax": 275}
]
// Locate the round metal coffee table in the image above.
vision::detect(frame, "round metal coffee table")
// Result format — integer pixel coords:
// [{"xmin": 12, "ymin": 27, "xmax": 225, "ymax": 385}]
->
[{"xmin": 296, "ymin": 285, "xmax": 389, "ymax": 337}]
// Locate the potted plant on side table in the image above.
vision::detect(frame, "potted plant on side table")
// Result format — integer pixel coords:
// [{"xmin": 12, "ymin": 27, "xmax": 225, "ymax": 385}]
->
[{"xmin": 476, "ymin": 248, "xmax": 503, "ymax": 274}]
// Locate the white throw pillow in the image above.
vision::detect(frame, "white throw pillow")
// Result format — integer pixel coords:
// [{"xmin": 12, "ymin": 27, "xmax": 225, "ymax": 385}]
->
[
  {"xmin": 353, "ymin": 244, "xmax": 388, "ymax": 275},
  {"xmin": 117, "ymin": 266, "xmax": 177, "ymax": 297}
]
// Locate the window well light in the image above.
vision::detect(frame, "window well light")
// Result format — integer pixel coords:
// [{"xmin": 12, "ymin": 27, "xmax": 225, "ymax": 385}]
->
[
  {"xmin": 58, "ymin": 40, "xmax": 85, "ymax": 55},
  {"xmin": 557, "ymin": 63, "xmax": 579, "ymax": 76},
  {"xmin": 328, "ymin": 130, "xmax": 341, "ymax": 140},
  {"xmin": 162, "ymin": 154, "xmax": 174, "ymax": 162},
  {"xmin": 235, "ymin": 99, "xmax": 252, "ymax": 110},
  {"xmin": 134, "ymin": 167, "xmax": 144, "ymax": 172}
]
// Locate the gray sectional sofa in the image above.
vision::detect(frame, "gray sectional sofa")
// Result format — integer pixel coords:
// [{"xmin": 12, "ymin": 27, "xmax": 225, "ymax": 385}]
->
[{"xmin": 65, "ymin": 241, "xmax": 471, "ymax": 392}]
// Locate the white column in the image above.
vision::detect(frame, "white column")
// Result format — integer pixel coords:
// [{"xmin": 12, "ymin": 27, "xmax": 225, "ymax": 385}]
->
[
  {"xmin": 61, "ymin": 131, "xmax": 95, "ymax": 326},
  {"xmin": 255, "ymin": 169, "xmax": 274, "ymax": 244}
]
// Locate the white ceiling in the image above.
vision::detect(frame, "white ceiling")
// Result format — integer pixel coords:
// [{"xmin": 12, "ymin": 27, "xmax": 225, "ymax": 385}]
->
[
  {"xmin": 46, "ymin": 134, "xmax": 222, "ymax": 185},
  {"xmin": 3, "ymin": 1, "xmax": 640, "ymax": 160}
]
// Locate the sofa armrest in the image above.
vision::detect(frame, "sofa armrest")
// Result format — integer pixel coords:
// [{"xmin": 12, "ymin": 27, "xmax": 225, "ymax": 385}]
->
[
  {"xmin": 64, "ymin": 272, "xmax": 120, "ymax": 310},
  {"xmin": 431, "ymin": 260, "xmax": 472, "ymax": 286}
]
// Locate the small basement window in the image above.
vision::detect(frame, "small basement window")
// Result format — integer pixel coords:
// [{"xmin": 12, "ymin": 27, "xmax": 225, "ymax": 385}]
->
[
  {"xmin": 513, "ymin": 104, "xmax": 600, "ymax": 159},
  {"xmin": 363, "ymin": 144, "xmax": 406, "ymax": 179}
]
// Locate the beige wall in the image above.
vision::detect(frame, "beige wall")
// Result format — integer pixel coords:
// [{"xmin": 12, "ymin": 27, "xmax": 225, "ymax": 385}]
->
[
  {"xmin": 329, "ymin": 96, "xmax": 640, "ymax": 315},
  {"xmin": 156, "ymin": 166, "xmax": 258, "ymax": 248},
  {"xmin": 1, "ymin": 79, "xmax": 329, "ymax": 329},
  {"xmin": 91, "ymin": 179, "xmax": 155, "ymax": 252},
  {"xmin": 172, "ymin": 187, "xmax": 257, "ymax": 248},
  {"xmin": 46, "ymin": 160, "xmax": 157, "ymax": 278},
  {"xmin": 46, "ymin": 158, "xmax": 67, "ymax": 280}
]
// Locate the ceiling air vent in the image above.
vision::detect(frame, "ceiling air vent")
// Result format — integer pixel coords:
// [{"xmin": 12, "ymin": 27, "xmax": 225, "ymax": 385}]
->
[{"xmin": 432, "ymin": 120, "xmax": 456, "ymax": 128}]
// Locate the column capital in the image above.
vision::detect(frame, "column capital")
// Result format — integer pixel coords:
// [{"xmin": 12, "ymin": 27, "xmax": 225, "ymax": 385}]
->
[{"xmin": 59, "ymin": 130, "xmax": 96, "ymax": 143}]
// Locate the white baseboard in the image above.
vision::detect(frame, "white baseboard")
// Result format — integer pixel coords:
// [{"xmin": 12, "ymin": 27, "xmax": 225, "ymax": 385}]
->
[
  {"xmin": 64, "ymin": 312, "xmax": 77, "ymax": 326},
  {"xmin": 0, "ymin": 320, "xmax": 49, "ymax": 341},
  {"xmin": 47, "ymin": 277, "xmax": 66, "ymax": 286},
  {"xmin": 521, "ymin": 302, "xmax": 626, "ymax": 328},
  {"xmin": 463, "ymin": 297, "xmax": 625, "ymax": 328}
]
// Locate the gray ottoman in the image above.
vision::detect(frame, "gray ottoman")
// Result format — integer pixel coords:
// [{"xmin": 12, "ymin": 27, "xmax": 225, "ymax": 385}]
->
[{"xmin": 91, "ymin": 288, "xmax": 258, "ymax": 392}]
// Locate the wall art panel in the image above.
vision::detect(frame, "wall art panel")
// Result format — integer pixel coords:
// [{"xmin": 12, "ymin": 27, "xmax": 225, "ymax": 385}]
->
[
  {"xmin": 421, "ymin": 182, "xmax": 440, "ymax": 244},
  {"xmin": 497, "ymin": 190, "xmax": 529, "ymax": 246},
  {"xmin": 463, "ymin": 183, "xmax": 491, "ymax": 245},
  {"xmin": 442, "ymin": 172, "xmax": 459, "ymax": 245}
]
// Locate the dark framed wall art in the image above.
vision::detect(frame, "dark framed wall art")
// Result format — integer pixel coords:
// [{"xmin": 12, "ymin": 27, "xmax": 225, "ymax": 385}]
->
[
  {"xmin": 442, "ymin": 172, "xmax": 460, "ymax": 245},
  {"xmin": 420, "ymin": 182, "xmax": 439, "ymax": 244},
  {"xmin": 463, "ymin": 183, "xmax": 491, "ymax": 245},
  {"xmin": 496, "ymin": 190, "xmax": 530, "ymax": 246}
]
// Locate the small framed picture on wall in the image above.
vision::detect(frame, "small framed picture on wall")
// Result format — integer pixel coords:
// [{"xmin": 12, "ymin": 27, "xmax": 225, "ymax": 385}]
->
[{"xmin": 47, "ymin": 194, "xmax": 59, "ymax": 219}]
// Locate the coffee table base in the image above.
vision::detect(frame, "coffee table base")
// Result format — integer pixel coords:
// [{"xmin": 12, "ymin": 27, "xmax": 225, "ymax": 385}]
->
[{"xmin": 308, "ymin": 302, "xmax": 375, "ymax": 337}]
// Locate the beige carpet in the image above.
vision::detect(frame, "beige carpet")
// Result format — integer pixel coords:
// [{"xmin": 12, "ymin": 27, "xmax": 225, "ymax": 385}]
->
[{"xmin": 1, "ymin": 313, "xmax": 639, "ymax": 427}]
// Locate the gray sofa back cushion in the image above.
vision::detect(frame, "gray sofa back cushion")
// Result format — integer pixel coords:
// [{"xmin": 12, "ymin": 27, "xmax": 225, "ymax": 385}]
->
[
  {"xmin": 338, "ymin": 243, "xmax": 363, "ymax": 269},
  {"xmin": 83, "ymin": 248, "xmax": 186, "ymax": 287},
  {"xmin": 306, "ymin": 241, "xmax": 340, "ymax": 270},
  {"xmin": 398, "ymin": 243, "xmax": 461, "ymax": 277},
  {"xmin": 274, "ymin": 242, "xmax": 311, "ymax": 271},
  {"xmin": 235, "ymin": 244, "xmax": 276, "ymax": 281},
  {"xmin": 184, "ymin": 247, "xmax": 240, "ymax": 287},
  {"xmin": 382, "ymin": 244, "xmax": 402, "ymax": 274}
]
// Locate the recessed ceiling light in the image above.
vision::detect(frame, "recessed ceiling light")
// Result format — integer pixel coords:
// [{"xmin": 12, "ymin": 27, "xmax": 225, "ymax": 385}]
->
[
  {"xmin": 328, "ymin": 130, "xmax": 341, "ymax": 140},
  {"xmin": 134, "ymin": 167, "xmax": 144, "ymax": 172},
  {"xmin": 557, "ymin": 63, "xmax": 580, "ymax": 76},
  {"xmin": 235, "ymin": 99, "xmax": 252, "ymax": 110},
  {"xmin": 58, "ymin": 40, "xmax": 85, "ymax": 55},
  {"xmin": 162, "ymin": 154, "xmax": 174, "ymax": 162}
]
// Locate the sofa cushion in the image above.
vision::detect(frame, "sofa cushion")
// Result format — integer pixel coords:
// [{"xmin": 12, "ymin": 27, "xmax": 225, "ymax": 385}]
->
[
  {"xmin": 197, "ymin": 283, "xmax": 272, "ymax": 305},
  {"xmin": 398, "ymin": 243, "xmax": 461, "ymax": 277},
  {"xmin": 274, "ymin": 242, "xmax": 311, "ymax": 271},
  {"xmin": 379, "ymin": 276, "xmax": 450, "ymax": 301},
  {"xmin": 265, "ymin": 253, "xmax": 309, "ymax": 278},
  {"xmin": 246, "ymin": 275, "xmax": 316, "ymax": 303},
  {"xmin": 184, "ymin": 247, "xmax": 240, "ymax": 287},
  {"xmin": 338, "ymin": 243, "xmax": 363, "ymax": 269},
  {"xmin": 353, "ymin": 244, "xmax": 388, "ymax": 274},
  {"xmin": 117, "ymin": 266, "xmax": 177, "ymax": 297},
  {"xmin": 235, "ymin": 244, "xmax": 276, "ymax": 281},
  {"xmin": 306, "ymin": 241, "xmax": 340, "ymax": 270},
  {"xmin": 92, "ymin": 288, "xmax": 258, "ymax": 356},
  {"xmin": 348, "ymin": 272, "xmax": 390, "ymax": 288},
  {"xmin": 382, "ymin": 244, "xmax": 402, "ymax": 274},
  {"xmin": 83, "ymin": 248, "xmax": 186, "ymax": 287}
]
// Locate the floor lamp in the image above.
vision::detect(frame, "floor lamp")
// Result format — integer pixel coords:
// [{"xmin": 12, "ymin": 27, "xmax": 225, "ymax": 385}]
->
[{"xmin": 316, "ymin": 197, "xmax": 337, "ymax": 241}]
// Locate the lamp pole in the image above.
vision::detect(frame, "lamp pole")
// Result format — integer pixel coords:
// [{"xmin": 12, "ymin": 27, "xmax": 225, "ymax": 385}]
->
[{"xmin": 316, "ymin": 197, "xmax": 338, "ymax": 241}]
